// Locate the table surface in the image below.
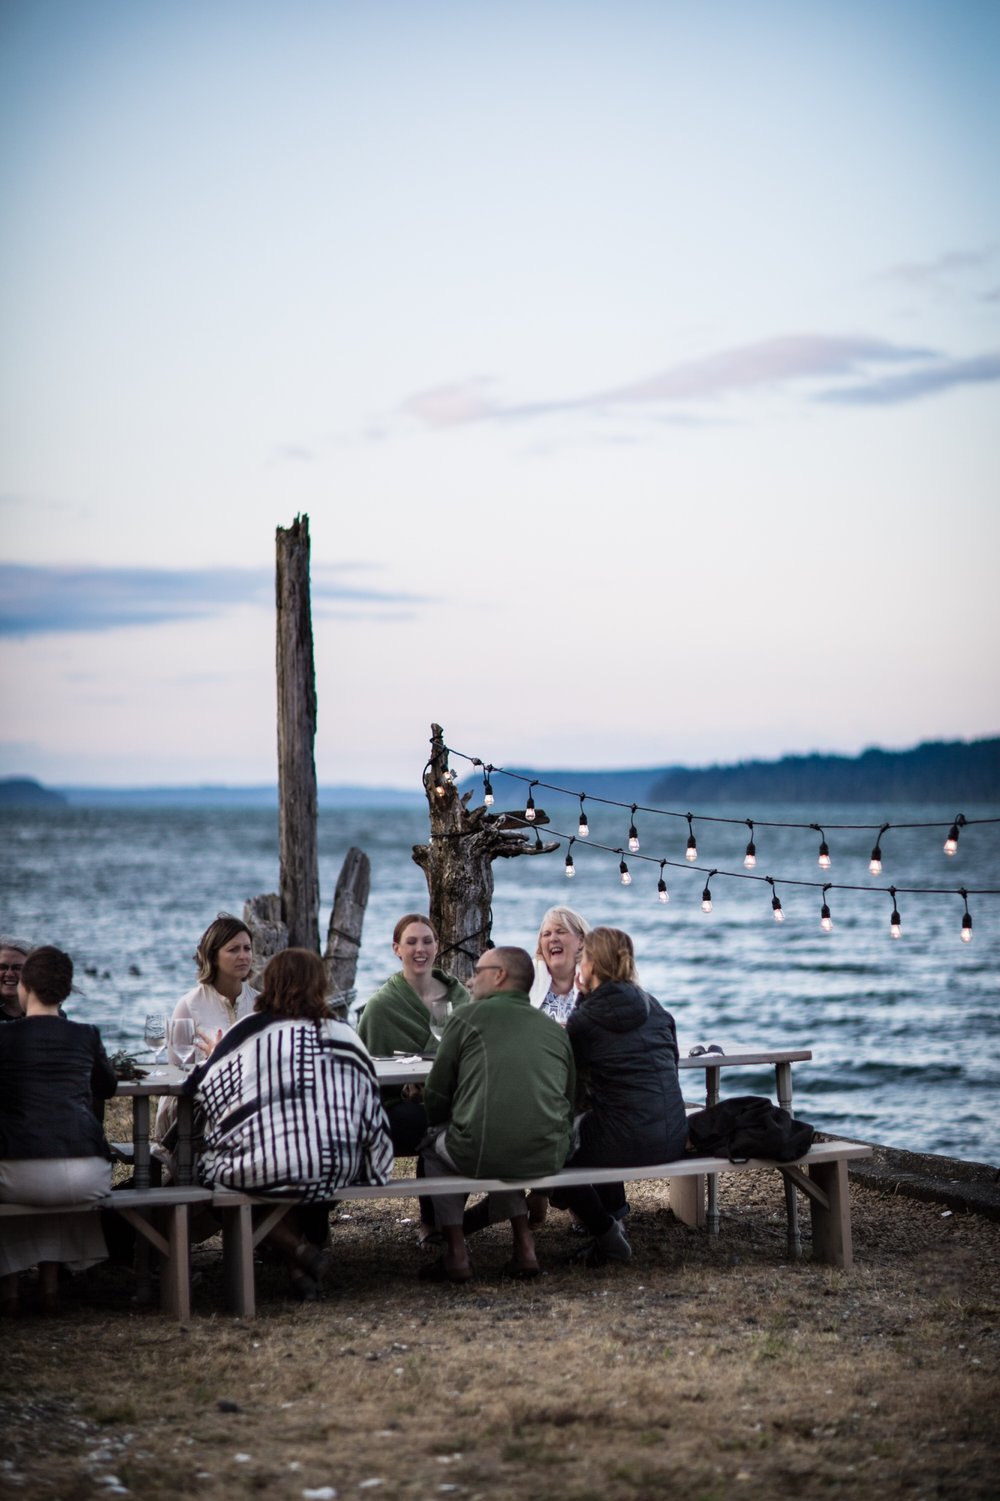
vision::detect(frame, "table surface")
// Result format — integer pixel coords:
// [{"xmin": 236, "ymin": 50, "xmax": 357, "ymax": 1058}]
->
[{"xmin": 116, "ymin": 1046, "xmax": 812, "ymax": 1094}]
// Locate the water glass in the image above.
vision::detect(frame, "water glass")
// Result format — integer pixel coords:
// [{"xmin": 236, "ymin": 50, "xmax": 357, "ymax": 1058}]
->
[
  {"xmin": 428, "ymin": 1000, "xmax": 452, "ymax": 1044},
  {"xmin": 144, "ymin": 1012, "xmax": 167, "ymax": 1075},
  {"xmin": 171, "ymin": 1017, "xmax": 197, "ymax": 1072}
]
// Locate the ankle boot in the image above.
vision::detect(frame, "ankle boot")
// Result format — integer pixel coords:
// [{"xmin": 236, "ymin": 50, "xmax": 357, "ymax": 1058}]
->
[{"xmin": 593, "ymin": 1218, "xmax": 632, "ymax": 1264}]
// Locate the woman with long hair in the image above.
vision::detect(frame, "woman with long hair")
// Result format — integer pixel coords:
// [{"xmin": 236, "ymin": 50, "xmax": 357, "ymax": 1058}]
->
[
  {"xmin": 358, "ymin": 914, "xmax": 469, "ymax": 1247},
  {"xmin": 551, "ymin": 926, "xmax": 688, "ymax": 1267},
  {"xmin": 155, "ymin": 914, "xmax": 258, "ymax": 1146},
  {"xmin": 0, "ymin": 947, "xmax": 117, "ymax": 1316},
  {"xmin": 188, "ymin": 947, "xmax": 393, "ymax": 1301}
]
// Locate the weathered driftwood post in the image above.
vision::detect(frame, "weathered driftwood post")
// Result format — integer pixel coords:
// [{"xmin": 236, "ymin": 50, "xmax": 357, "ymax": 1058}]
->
[
  {"xmin": 276, "ymin": 515, "xmax": 319, "ymax": 952},
  {"xmin": 324, "ymin": 846, "xmax": 371, "ymax": 1009},
  {"xmin": 412, "ymin": 723, "xmax": 557, "ymax": 982}
]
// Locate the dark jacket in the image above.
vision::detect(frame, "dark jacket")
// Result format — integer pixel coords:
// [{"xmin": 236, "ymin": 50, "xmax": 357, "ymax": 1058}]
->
[
  {"xmin": 0, "ymin": 1015, "xmax": 117, "ymax": 1161},
  {"xmin": 566, "ymin": 980, "xmax": 688, "ymax": 1167}
]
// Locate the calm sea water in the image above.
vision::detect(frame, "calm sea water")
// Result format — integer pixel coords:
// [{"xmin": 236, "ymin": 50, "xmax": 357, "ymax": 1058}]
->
[{"xmin": 3, "ymin": 801, "xmax": 998, "ymax": 1164}]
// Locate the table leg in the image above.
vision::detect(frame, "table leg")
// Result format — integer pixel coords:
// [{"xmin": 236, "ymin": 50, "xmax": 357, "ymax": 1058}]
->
[
  {"xmin": 130, "ymin": 1095, "xmax": 153, "ymax": 1302},
  {"xmin": 775, "ymin": 1061, "xmax": 801, "ymax": 1258},
  {"xmin": 132, "ymin": 1096, "xmax": 151, "ymax": 1190},
  {"xmin": 705, "ymin": 1066, "xmax": 720, "ymax": 1236},
  {"xmin": 175, "ymin": 1096, "xmax": 194, "ymax": 1187}
]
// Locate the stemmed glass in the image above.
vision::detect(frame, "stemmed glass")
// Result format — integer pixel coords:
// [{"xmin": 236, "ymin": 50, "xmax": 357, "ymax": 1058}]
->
[
  {"xmin": 144, "ymin": 1012, "xmax": 168, "ymax": 1076},
  {"xmin": 170, "ymin": 1017, "xmax": 198, "ymax": 1073},
  {"xmin": 428, "ymin": 1000, "xmax": 452, "ymax": 1045}
]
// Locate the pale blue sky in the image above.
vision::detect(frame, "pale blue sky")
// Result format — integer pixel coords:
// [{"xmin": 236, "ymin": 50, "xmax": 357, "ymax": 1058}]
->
[{"xmin": 1, "ymin": 0, "xmax": 998, "ymax": 786}]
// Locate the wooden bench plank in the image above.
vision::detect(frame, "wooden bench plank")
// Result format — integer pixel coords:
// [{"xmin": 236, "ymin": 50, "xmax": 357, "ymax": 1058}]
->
[{"xmin": 211, "ymin": 1139, "xmax": 871, "ymax": 1316}]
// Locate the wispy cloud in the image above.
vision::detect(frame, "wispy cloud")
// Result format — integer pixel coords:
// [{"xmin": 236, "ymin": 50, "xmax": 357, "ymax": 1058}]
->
[
  {"xmin": 266, "ymin": 443, "xmax": 317, "ymax": 466},
  {"xmin": 876, "ymin": 246, "xmax": 1000, "ymax": 290},
  {"xmin": 817, "ymin": 351, "xmax": 1000, "ymax": 406},
  {"xmin": 0, "ymin": 565, "xmax": 433, "ymax": 638},
  {"xmin": 399, "ymin": 333, "xmax": 943, "ymax": 430}
]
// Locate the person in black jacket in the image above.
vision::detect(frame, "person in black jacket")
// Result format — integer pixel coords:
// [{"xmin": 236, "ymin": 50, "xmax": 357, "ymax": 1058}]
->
[
  {"xmin": 551, "ymin": 926, "xmax": 689, "ymax": 1266},
  {"xmin": 0, "ymin": 946, "xmax": 117, "ymax": 1316}
]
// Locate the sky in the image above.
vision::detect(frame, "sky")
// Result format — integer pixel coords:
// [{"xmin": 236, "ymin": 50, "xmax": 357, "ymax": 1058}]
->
[{"xmin": 1, "ymin": 0, "xmax": 998, "ymax": 788}]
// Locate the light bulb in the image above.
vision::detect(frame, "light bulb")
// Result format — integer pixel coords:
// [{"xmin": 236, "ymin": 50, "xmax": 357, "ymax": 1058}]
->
[
  {"xmin": 578, "ymin": 802, "xmax": 589, "ymax": 837},
  {"xmin": 524, "ymin": 794, "xmax": 535, "ymax": 822},
  {"xmin": 818, "ymin": 842, "xmax": 831, "ymax": 870},
  {"xmin": 744, "ymin": 840, "xmax": 757, "ymax": 869},
  {"xmin": 869, "ymin": 848, "xmax": 883, "ymax": 876},
  {"xmin": 771, "ymin": 895, "xmax": 784, "ymax": 923},
  {"xmin": 890, "ymin": 910, "xmax": 902, "ymax": 939},
  {"xmin": 701, "ymin": 885, "xmax": 713, "ymax": 913},
  {"xmin": 565, "ymin": 853, "xmax": 575, "ymax": 878},
  {"xmin": 658, "ymin": 880, "xmax": 669, "ymax": 904},
  {"xmin": 820, "ymin": 904, "xmax": 833, "ymax": 933},
  {"xmin": 961, "ymin": 912, "xmax": 972, "ymax": 942},
  {"xmin": 686, "ymin": 836, "xmax": 698, "ymax": 862},
  {"xmin": 628, "ymin": 826, "xmax": 640, "ymax": 854},
  {"xmin": 944, "ymin": 823, "xmax": 960, "ymax": 856},
  {"xmin": 619, "ymin": 859, "xmax": 632, "ymax": 886},
  {"xmin": 483, "ymin": 779, "xmax": 494, "ymax": 807}
]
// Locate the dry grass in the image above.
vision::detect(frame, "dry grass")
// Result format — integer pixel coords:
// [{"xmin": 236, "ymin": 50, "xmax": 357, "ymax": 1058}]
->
[{"xmin": 1, "ymin": 1100, "xmax": 997, "ymax": 1501}]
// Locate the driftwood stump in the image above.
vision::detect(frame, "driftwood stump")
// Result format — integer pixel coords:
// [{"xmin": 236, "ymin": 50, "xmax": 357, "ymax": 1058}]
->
[
  {"xmin": 324, "ymin": 846, "xmax": 371, "ymax": 1009},
  {"xmin": 412, "ymin": 724, "xmax": 557, "ymax": 982},
  {"xmin": 276, "ymin": 515, "xmax": 319, "ymax": 952},
  {"xmin": 243, "ymin": 893, "xmax": 289, "ymax": 986}
]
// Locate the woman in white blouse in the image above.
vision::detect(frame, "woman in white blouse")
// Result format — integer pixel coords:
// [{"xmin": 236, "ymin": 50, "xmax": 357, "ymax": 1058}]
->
[{"xmin": 155, "ymin": 914, "xmax": 258, "ymax": 1144}]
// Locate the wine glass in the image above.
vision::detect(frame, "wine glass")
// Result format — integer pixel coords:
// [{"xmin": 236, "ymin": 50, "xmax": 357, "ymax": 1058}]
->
[
  {"xmin": 428, "ymin": 1000, "xmax": 452, "ymax": 1045},
  {"xmin": 144, "ymin": 1012, "xmax": 167, "ymax": 1076},
  {"xmin": 171, "ymin": 1017, "xmax": 197, "ymax": 1072}
]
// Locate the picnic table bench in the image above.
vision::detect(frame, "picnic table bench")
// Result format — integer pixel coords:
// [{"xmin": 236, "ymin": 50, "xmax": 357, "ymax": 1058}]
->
[
  {"xmin": 0, "ymin": 1186, "xmax": 213, "ymax": 1320},
  {"xmin": 212, "ymin": 1136, "xmax": 871, "ymax": 1319}
]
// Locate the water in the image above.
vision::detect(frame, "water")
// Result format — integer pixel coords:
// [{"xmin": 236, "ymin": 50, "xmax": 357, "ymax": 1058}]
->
[{"xmin": 3, "ymin": 801, "xmax": 998, "ymax": 1165}]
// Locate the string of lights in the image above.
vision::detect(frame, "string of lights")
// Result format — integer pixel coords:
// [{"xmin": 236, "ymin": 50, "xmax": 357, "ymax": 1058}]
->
[
  {"xmin": 441, "ymin": 748, "xmax": 998, "ymax": 862},
  {"xmin": 433, "ymin": 745, "xmax": 1000, "ymax": 943},
  {"xmin": 537, "ymin": 821, "xmax": 1000, "ymax": 940}
]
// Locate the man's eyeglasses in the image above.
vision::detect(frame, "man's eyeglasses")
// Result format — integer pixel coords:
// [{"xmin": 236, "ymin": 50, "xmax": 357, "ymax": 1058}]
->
[{"xmin": 474, "ymin": 963, "xmax": 503, "ymax": 976}]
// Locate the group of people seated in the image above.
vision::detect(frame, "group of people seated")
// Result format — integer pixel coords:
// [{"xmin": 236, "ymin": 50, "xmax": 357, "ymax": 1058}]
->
[{"xmin": 0, "ymin": 905, "xmax": 689, "ymax": 1311}]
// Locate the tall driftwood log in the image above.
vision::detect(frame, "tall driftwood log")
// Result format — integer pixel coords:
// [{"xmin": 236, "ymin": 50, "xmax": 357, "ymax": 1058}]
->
[
  {"xmin": 324, "ymin": 845, "xmax": 371, "ymax": 1004},
  {"xmin": 412, "ymin": 723, "xmax": 557, "ymax": 982},
  {"xmin": 276, "ymin": 515, "xmax": 319, "ymax": 952}
]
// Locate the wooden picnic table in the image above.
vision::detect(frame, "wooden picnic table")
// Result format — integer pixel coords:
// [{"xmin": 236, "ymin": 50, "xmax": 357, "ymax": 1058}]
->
[{"xmin": 119, "ymin": 1046, "xmax": 813, "ymax": 1248}]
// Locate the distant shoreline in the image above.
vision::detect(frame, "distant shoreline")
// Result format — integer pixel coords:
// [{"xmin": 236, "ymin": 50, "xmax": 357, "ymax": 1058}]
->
[{"xmin": 1, "ymin": 734, "xmax": 996, "ymax": 808}]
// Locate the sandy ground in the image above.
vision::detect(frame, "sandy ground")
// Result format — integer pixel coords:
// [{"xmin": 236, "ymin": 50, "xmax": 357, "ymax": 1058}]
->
[{"xmin": 2, "ymin": 1135, "xmax": 998, "ymax": 1501}]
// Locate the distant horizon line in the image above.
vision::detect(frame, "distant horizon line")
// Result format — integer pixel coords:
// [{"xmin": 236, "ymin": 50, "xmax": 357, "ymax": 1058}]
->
[{"xmin": 2, "ymin": 732, "xmax": 996, "ymax": 795}]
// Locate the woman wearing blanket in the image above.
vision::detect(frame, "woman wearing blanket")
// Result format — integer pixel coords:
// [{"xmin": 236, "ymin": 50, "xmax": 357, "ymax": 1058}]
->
[
  {"xmin": 0, "ymin": 947, "xmax": 118, "ymax": 1316},
  {"xmin": 357, "ymin": 914, "xmax": 470, "ymax": 1248},
  {"xmin": 187, "ymin": 948, "xmax": 393, "ymax": 1301},
  {"xmin": 551, "ymin": 926, "xmax": 688, "ymax": 1267}
]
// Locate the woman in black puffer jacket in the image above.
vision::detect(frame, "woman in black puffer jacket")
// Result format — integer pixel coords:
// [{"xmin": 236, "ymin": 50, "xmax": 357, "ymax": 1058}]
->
[{"xmin": 551, "ymin": 926, "xmax": 688, "ymax": 1265}]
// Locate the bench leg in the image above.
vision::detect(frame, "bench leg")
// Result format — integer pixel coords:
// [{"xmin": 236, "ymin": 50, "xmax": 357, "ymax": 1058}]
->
[
  {"xmin": 160, "ymin": 1204, "xmax": 192, "ymax": 1320},
  {"xmin": 667, "ymin": 1173, "xmax": 706, "ymax": 1229},
  {"xmin": 118, "ymin": 1206, "xmax": 193, "ymax": 1321},
  {"xmin": 783, "ymin": 1172, "xmax": 802, "ymax": 1258},
  {"xmin": 807, "ymin": 1158, "xmax": 853, "ymax": 1269},
  {"xmin": 218, "ymin": 1201, "xmax": 257, "ymax": 1319}
]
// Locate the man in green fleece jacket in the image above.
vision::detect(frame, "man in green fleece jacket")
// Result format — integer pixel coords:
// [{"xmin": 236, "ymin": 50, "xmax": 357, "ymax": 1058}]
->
[{"xmin": 420, "ymin": 946, "xmax": 576, "ymax": 1281}]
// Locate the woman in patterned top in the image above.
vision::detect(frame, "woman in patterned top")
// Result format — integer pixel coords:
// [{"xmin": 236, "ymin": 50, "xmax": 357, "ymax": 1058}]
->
[
  {"xmin": 529, "ymin": 906, "xmax": 590, "ymax": 1026},
  {"xmin": 187, "ymin": 947, "xmax": 393, "ymax": 1301}
]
